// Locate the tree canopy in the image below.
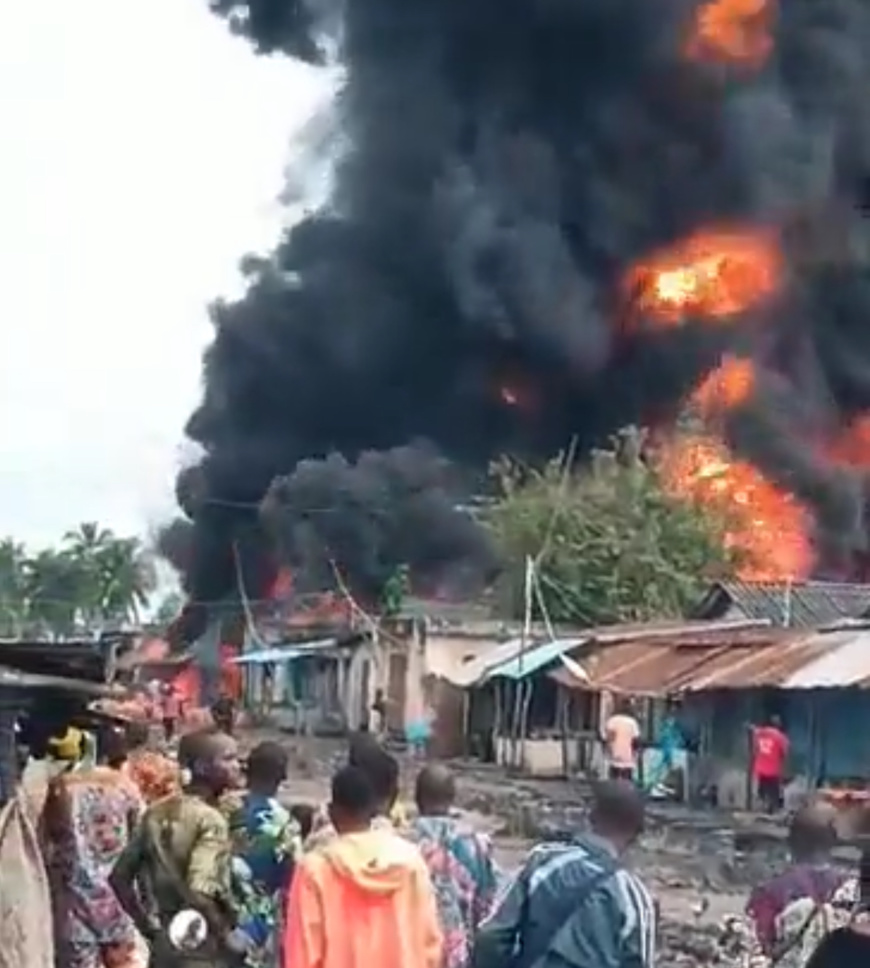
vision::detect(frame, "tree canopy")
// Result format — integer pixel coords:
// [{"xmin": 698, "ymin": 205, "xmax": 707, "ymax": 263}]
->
[
  {"xmin": 0, "ymin": 523, "xmax": 156, "ymax": 638},
  {"xmin": 485, "ymin": 428, "xmax": 742, "ymax": 627}
]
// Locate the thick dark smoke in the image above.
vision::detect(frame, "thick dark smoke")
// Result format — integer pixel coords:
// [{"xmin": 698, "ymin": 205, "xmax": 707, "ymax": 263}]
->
[{"xmin": 172, "ymin": 0, "xmax": 870, "ymax": 609}]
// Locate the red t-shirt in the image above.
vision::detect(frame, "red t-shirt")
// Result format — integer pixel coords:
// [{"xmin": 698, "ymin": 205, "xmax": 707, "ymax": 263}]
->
[{"xmin": 752, "ymin": 726, "xmax": 788, "ymax": 779}]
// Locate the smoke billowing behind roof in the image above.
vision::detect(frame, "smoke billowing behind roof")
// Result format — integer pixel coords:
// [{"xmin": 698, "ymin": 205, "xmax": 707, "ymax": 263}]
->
[{"xmin": 166, "ymin": 0, "xmax": 870, "ymax": 609}]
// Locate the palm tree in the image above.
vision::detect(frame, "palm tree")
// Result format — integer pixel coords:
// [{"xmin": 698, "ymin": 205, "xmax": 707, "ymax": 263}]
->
[
  {"xmin": 94, "ymin": 537, "xmax": 156, "ymax": 624},
  {"xmin": 22, "ymin": 548, "xmax": 89, "ymax": 636}
]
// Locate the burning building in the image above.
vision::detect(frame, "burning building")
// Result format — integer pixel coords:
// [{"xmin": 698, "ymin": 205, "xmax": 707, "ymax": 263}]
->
[{"xmin": 166, "ymin": 0, "xmax": 870, "ymax": 614}]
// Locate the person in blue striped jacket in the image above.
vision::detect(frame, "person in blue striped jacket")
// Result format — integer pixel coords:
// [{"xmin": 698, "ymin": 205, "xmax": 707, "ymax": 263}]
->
[{"xmin": 471, "ymin": 780, "xmax": 656, "ymax": 968}]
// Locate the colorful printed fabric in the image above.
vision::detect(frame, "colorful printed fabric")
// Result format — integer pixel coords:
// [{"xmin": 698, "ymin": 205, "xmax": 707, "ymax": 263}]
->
[
  {"xmin": 768, "ymin": 876, "xmax": 859, "ymax": 968},
  {"xmin": 746, "ymin": 863, "xmax": 849, "ymax": 956},
  {"xmin": 124, "ymin": 750, "xmax": 180, "ymax": 804},
  {"xmin": 43, "ymin": 766, "xmax": 144, "ymax": 957},
  {"xmin": 227, "ymin": 793, "xmax": 301, "ymax": 967},
  {"xmin": 405, "ymin": 815, "xmax": 499, "ymax": 968}
]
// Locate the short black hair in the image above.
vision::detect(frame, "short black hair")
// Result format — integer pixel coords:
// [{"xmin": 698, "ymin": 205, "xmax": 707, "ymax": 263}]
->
[
  {"xmin": 348, "ymin": 731, "xmax": 381, "ymax": 767},
  {"xmin": 788, "ymin": 804, "xmax": 837, "ymax": 856},
  {"xmin": 178, "ymin": 727, "xmax": 221, "ymax": 769},
  {"xmin": 590, "ymin": 780, "xmax": 646, "ymax": 838},
  {"xmin": 247, "ymin": 740, "xmax": 288, "ymax": 785},
  {"xmin": 97, "ymin": 724, "xmax": 128, "ymax": 768},
  {"xmin": 331, "ymin": 765, "xmax": 376, "ymax": 819},
  {"xmin": 415, "ymin": 763, "xmax": 455, "ymax": 809},
  {"xmin": 356, "ymin": 746, "xmax": 400, "ymax": 805}
]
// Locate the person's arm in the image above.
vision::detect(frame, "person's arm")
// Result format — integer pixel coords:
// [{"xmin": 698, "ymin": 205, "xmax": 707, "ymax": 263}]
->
[
  {"xmin": 745, "ymin": 886, "xmax": 777, "ymax": 955},
  {"xmin": 471, "ymin": 835, "xmax": 500, "ymax": 927},
  {"xmin": 109, "ymin": 825, "xmax": 162, "ymax": 944},
  {"xmin": 412, "ymin": 860, "xmax": 443, "ymax": 968},
  {"xmin": 284, "ymin": 860, "xmax": 325, "ymax": 968},
  {"xmin": 557, "ymin": 880, "xmax": 656, "ymax": 968},
  {"xmin": 631, "ymin": 719, "xmax": 642, "ymax": 753},
  {"xmin": 471, "ymin": 866, "xmax": 527, "ymax": 968},
  {"xmin": 186, "ymin": 812, "xmax": 239, "ymax": 942}
]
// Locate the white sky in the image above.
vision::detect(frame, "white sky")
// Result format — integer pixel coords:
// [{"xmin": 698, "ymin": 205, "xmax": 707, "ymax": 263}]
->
[{"xmin": 0, "ymin": 0, "xmax": 332, "ymax": 551}]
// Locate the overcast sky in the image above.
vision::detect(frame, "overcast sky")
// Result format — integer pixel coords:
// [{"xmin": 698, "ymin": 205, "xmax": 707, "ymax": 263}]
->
[{"xmin": 0, "ymin": 0, "xmax": 331, "ymax": 550}]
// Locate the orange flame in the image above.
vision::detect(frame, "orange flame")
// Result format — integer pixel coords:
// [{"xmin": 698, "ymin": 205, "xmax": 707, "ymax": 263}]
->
[
  {"xmin": 625, "ymin": 228, "xmax": 782, "ymax": 329},
  {"xmin": 828, "ymin": 415, "xmax": 870, "ymax": 470},
  {"xmin": 690, "ymin": 355, "xmax": 756, "ymax": 418},
  {"xmin": 684, "ymin": 0, "xmax": 775, "ymax": 69},
  {"xmin": 659, "ymin": 434, "xmax": 812, "ymax": 580}
]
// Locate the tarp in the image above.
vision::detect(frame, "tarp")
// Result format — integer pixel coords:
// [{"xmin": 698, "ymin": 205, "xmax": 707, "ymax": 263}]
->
[{"xmin": 0, "ymin": 796, "xmax": 53, "ymax": 968}]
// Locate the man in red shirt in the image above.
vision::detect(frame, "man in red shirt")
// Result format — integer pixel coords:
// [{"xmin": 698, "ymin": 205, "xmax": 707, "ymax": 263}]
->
[{"xmin": 752, "ymin": 714, "xmax": 789, "ymax": 813}]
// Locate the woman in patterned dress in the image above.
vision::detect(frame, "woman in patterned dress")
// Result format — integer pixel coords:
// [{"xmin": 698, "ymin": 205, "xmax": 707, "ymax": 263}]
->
[
  {"xmin": 43, "ymin": 725, "xmax": 144, "ymax": 968},
  {"xmin": 226, "ymin": 741, "xmax": 300, "ymax": 967}
]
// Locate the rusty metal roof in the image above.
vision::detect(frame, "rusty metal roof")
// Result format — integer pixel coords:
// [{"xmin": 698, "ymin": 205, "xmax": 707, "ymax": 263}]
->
[
  {"xmin": 692, "ymin": 581, "xmax": 870, "ymax": 629},
  {"xmin": 549, "ymin": 625, "xmax": 849, "ymax": 694}
]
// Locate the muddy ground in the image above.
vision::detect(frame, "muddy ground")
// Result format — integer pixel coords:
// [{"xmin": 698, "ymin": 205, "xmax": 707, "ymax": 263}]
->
[{"xmin": 251, "ymin": 732, "xmax": 859, "ymax": 966}]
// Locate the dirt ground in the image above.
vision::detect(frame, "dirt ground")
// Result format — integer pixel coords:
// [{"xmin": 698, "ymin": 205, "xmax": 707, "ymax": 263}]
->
[{"xmin": 247, "ymin": 731, "xmax": 808, "ymax": 963}]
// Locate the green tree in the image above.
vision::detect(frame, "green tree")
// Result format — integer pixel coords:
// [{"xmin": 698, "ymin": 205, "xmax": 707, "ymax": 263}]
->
[
  {"xmin": 0, "ymin": 523, "xmax": 157, "ymax": 636},
  {"xmin": 63, "ymin": 522, "xmax": 155, "ymax": 624},
  {"xmin": 0, "ymin": 539, "xmax": 27, "ymax": 636},
  {"xmin": 22, "ymin": 548, "xmax": 91, "ymax": 635},
  {"xmin": 486, "ymin": 427, "xmax": 742, "ymax": 626}
]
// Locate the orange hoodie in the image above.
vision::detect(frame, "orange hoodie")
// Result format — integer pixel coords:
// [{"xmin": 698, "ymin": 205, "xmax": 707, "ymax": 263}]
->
[{"xmin": 284, "ymin": 827, "xmax": 443, "ymax": 968}]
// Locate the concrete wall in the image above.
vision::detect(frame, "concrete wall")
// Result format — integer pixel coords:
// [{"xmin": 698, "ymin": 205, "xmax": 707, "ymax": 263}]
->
[{"xmin": 494, "ymin": 736, "xmax": 577, "ymax": 777}]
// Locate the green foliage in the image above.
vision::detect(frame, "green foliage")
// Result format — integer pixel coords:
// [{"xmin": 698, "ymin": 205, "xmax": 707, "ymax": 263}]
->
[
  {"xmin": 485, "ymin": 427, "xmax": 742, "ymax": 627},
  {"xmin": 0, "ymin": 523, "xmax": 156, "ymax": 637}
]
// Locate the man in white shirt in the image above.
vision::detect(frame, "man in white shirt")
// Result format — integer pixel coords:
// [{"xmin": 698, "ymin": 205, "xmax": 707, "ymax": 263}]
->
[{"xmin": 604, "ymin": 699, "xmax": 641, "ymax": 782}]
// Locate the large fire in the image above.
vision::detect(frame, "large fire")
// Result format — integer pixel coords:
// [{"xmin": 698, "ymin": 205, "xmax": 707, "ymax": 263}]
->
[
  {"xmin": 624, "ymin": 225, "xmax": 811, "ymax": 579},
  {"xmin": 657, "ymin": 434, "xmax": 813, "ymax": 580},
  {"xmin": 625, "ymin": 228, "xmax": 782, "ymax": 329},
  {"xmin": 684, "ymin": 0, "xmax": 776, "ymax": 70},
  {"xmin": 690, "ymin": 354, "xmax": 755, "ymax": 418}
]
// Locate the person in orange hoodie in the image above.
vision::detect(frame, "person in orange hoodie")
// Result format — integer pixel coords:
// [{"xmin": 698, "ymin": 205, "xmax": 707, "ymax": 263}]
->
[{"xmin": 284, "ymin": 764, "xmax": 443, "ymax": 968}]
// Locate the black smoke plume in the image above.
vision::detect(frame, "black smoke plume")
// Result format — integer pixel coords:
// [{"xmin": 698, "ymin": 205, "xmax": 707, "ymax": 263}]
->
[{"xmin": 171, "ymin": 0, "xmax": 870, "ymax": 611}]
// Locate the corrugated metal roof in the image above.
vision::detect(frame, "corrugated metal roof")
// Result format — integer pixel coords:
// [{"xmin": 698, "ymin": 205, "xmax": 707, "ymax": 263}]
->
[
  {"xmin": 0, "ymin": 665, "xmax": 128, "ymax": 697},
  {"xmin": 781, "ymin": 630, "xmax": 870, "ymax": 688},
  {"xmin": 694, "ymin": 581, "xmax": 870, "ymax": 629},
  {"xmin": 481, "ymin": 637, "xmax": 590, "ymax": 682},
  {"xmin": 441, "ymin": 618, "xmax": 770, "ymax": 688},
  {"xmin": 233, "ymin": 638, "xmax": 336, "ymax": 665},
  {"xmin": 550, "ymin": 627, "xmax": 868, "ymax": 695}
]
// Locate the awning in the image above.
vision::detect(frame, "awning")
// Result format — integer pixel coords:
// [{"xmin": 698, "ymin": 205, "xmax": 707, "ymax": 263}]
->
[{"xmin": 232, "ymin": 638, "xmax": 337, "ymax": 665}]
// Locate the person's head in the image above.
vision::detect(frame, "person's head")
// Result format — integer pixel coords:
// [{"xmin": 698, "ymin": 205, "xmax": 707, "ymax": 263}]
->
[
  {"xmin": 787, "ymin": 803, "xmax": 837, "ymax": 861},
  {"xmin": 246, "ymin": 740, "xmax": 288, "ymax": 796},
  {"xmin": 415, "ymin": 763, "xmax": 456, "ymax": 816},
  {"xmin": 589, "ymin": 780, "xmax": 646, "ymax": 853},
  {"xmin": 210, "ymin": 697, "xmax": 236, "ymax": 735},
  {"xmin": 124, "ymin": 720, "xmax": 150, "ymax": 752},
  {"xmin": 354, "ymin": 744, "xmax": 400, "ymax": 814},
  {"xmin": 179, "ymin": 727, "xmax": 241, "ymax": 798},
  {"xmin": 97, "ymin": 724, "xmax": 128, "ymax": 769},
  {"xmin": 615, "ymin": 697, "xmax": 634, "ymax": 716},
  {"xmin": 290, "ymin": 803, "xmax": 316, "ymax": 840},
  {"xmin": 328, "ymin": 765, "xmax": 376, "ymax": 835},
  {"xmin": 767, "ymin": 712, "xmax": 782, "ymax": 729},
  {"xmin": 348, "ymin": 730, "xmax": 380, "ymax": 765}
]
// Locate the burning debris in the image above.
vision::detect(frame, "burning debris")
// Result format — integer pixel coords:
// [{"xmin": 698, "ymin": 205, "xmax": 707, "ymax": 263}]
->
[{"xmin": 175, "ymin": 0, "xmax": 870, "ymax": 606}]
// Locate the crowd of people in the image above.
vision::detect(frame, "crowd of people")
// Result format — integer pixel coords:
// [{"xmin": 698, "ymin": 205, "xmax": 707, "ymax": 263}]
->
[{"xmin": 13, "ymin": 695, "xmax": 870, "ymax": 968}]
